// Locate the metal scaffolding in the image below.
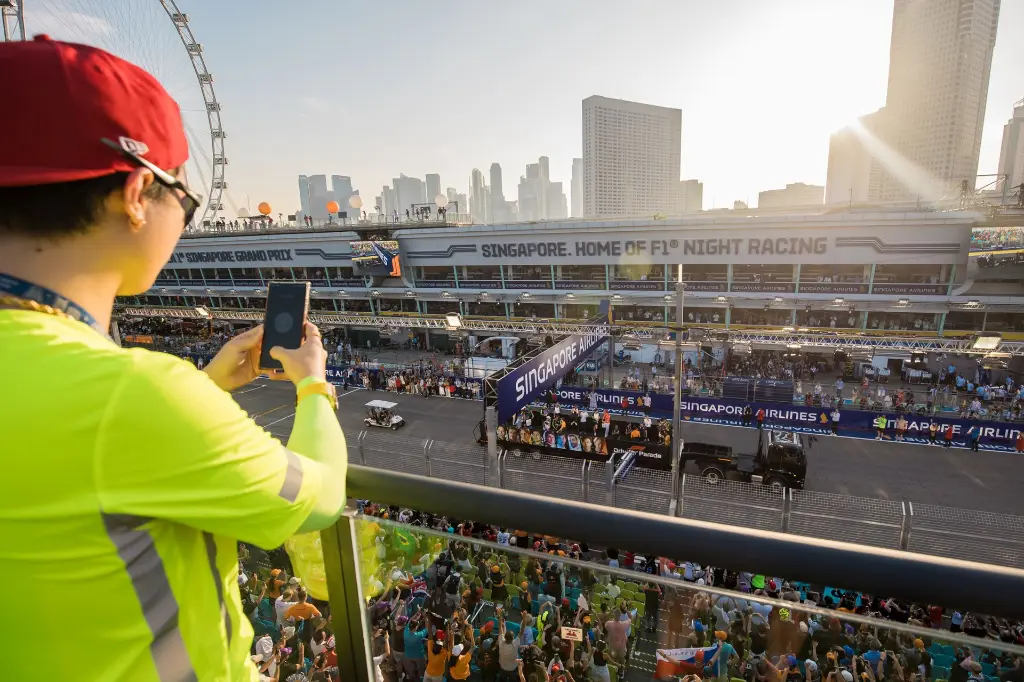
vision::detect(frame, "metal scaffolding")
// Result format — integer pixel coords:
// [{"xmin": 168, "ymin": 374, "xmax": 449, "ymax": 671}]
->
[{"xmin": 114, "ymin": 306, "xmax": 1024, "ymax": 355}]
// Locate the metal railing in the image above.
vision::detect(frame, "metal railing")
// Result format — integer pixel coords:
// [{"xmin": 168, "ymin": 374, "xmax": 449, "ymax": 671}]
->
[
  {"xmin": 342, "ymin": 429, "xmax": 1024, "ymax": 570},
  {"xmin": 339, "ymin": 464, "xmax": 1024, "ymax": 617},
  {"xmin": 324, "ymin": 460, "xmax": 1024, "ymax": 680}
]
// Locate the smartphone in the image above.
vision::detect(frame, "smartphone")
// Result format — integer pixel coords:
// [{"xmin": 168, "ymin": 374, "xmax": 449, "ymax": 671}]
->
[{"xmin": 259, "ymin": 281, "xmax": 311, "ymax": 371}]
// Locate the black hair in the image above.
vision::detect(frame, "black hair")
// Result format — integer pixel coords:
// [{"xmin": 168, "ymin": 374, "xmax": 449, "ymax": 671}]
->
[{"xmin": 0, "ymin": 171, "xmax": 173, "ymax": 240}]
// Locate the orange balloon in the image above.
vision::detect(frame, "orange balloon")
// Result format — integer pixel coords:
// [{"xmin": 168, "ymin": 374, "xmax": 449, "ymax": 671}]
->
[
  {"xmin": 326, "ymin": 200, "xmax": 340, "ymax": 213},
  {"xmin": 257, "ymin": 202, "xmax": 272, "ymax": 216}
]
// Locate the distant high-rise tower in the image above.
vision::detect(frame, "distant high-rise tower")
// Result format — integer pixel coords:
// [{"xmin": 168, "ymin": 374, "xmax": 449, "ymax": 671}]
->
[
  {"xmin": 489, "ymin": 163, "xmax": 504, "ymax": 203},
  {"xmin": 825, "ymin": 110, "xmax": 885, "ymax": 206},
  {"xmin": 875, "ymin": 0, "xmax": 1001, "ymax": 201},
  {"xmin": 331, "ymin": 175, "xmax": 357, "ymax": 216},
  {"xmin": 582, "ymin": 95, "xmax": 682, "ymax": 217},
  {"xmin": 489, "ymin": 163, "xmax": 507, "ymax": 222},
  {"xmin": 298, "ymin": 176, "xmax": 310, "ymax": 219},
  {"xmin": 302, "ymin": 174, "xmax": 330, "ymax": 220},
  {"xmin": 393, "ymin": 174, "xmax": 426, "ymax": 215},
  {"xmin": 571, "ymin": 158, "xmax": 583, "ymax": 217},
  {"xmin": 469, "ymin": 169, "xmax": 487, "ymax": 222},
  {"xmin": 425, "ymin": 174, "xmax": 441, "ymax": 203},
  {"xmin": 997, "ymin": 99, "xmax": 1024, "ymax": 194}
]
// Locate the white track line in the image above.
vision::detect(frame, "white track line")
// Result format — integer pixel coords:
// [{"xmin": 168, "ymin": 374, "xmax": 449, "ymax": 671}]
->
[{"xmin": 262, "ymin": 412, "xmax": 296, "ymax": 428}]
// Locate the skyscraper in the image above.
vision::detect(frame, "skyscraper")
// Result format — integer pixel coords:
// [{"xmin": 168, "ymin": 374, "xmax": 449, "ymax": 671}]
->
[
  {"xmin": 381, "ymin": 185, "xmax": 398, "ymax": 217},
  {"xmin": 825, "ymin": 110, "xmax": 885, "ymax": 206},
  {"xmin": 469, "ymin": 168, "xmax": 487, "ymax": 222},
  {"xmin": 571, "ymin": 157, "xmax": 583, "ymax": 217},
  {"xmin": 997, "ymin": 98, "xmax": 1024, "ymax": 194},
  {"xmin": 678, "ymin": 179, "xmax": 703, "ymax": 213},
  {"xmin": 298, "ymin": 176, "xmax": 310, "ymax": 219},
  {"xmin": 489, "ymin": 163, "xmax": 504, "ymax": 203},
  {"xmin": 331, "ymin": 175, "xmax": 357, "ymax": 216},
  {"xmin": 425, "ymin": 174, "xmax": 441, "ymax": 203},
  {"xmin": 489, "ymin": 163, "xmax": 507, "ymax": 222},
  {"xmin": 393, "ymin": 174, "xmax": 426, "ymax": 215},
  {"xmin": 546, "ymin": 181, "xmax": 568, "ymax": 220},
  {"xmin": 446, "ymin": 187, "xmax": 468, "ymax": 213},
  {"xmin": 304, "ymin": 174, "xmax": 330, "ymax": 220},
  {"xmin": 875, "ymin": 0, "xmax": 1000, "ymax": 201},
  {"xmin": 582, "ymin": 95, "xmax": 682, "ymax": 218}
]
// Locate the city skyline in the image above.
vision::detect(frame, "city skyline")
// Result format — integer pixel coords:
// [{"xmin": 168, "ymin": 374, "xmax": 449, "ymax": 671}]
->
[
  {"xmin": 826, "ymin": 0, "xmax": 1003, "ymax": 205},
  {"xmin": 62, "ymin": 0, "xmax": 1022, "ymax": 218}
]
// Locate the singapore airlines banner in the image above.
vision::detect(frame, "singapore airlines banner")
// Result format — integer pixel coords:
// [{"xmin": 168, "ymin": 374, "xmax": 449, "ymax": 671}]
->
[{"xmin": 497, "ymin": 318, "xmax": 608, "ymax": 423}]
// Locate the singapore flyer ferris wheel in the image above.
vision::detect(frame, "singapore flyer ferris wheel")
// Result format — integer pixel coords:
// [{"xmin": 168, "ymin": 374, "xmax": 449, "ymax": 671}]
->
[{"xmin": 8, "ymin": 0, "xmax": 228, "ymax": 229}]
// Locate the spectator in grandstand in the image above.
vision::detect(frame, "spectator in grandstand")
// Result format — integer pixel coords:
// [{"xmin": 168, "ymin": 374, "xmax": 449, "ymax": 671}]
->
[{"xmin": 0, "ymin": 37, "xmax": 348, "ymax": 681}]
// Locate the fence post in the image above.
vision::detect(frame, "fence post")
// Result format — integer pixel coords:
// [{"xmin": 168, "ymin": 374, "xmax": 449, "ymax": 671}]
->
[
  {"xmin": 485, "ymin": 405, "xmax": 500, "ymax": 488},
  {"xmin": 606, "ymin": 453, "xmax": 616, "ymax": 507},
  {"xmin": 677, "ymin": 473, "xmax": 686, "ymax": 518},
  {"xmin": 782, "ymin": 488, "xmax": 792, "ymax": 533},
  {"xmin": 497, "ymin": 450, "xmax": 505, "ymax": 489},
  {"xmin": 424, "ymin": 440, "xmax": 433, "ymax": 478},
  {"xmin": 899, "ymin": 501, "xmax": 912, "ymax": 551},
  {"xmin": 582, "ymin": 461, "xmax": 591, "ymax": 502},
  {"xmin": 356, "ymin": 430, "xmax": 367, "ymax": 465}
]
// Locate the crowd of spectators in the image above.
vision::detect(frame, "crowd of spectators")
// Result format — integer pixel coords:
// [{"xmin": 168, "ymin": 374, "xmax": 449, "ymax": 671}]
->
[
  {"xmin": 971, "ymin": 228, "xmax": 1024, "ymax": 251},
  {"xmin": 239, "ymin": 500, "xmax": 1024, "ymax": 682}
]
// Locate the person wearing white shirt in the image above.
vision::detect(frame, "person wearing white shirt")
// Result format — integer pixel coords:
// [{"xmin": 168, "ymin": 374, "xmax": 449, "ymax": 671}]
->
[{"xmin": 275, "ymin": 588, "xmax": 298, "ymax": 627}]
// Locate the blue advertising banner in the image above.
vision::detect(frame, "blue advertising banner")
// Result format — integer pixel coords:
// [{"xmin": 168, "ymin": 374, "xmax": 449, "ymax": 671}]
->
[
  {"xmin": 497, "ymin": 317, "xmax": 608, "ymax": 423},
  {"xmin": 544, "ymin": 387, "xmax": 1024, "ymax": 452}
]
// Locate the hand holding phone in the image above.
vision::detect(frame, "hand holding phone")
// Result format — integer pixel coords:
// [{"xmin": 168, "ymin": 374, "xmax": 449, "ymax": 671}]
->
[
  {"xmin": 262, "ymin": 321, "xmax": 327, "ymax": 385},
  {"xmin": 259, "ymin": 281, "xmax": 311, "ymax": 371}
]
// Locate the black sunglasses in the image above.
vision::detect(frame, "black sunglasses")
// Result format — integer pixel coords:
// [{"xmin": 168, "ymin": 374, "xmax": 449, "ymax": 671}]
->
[{"xmin": 100, "ymin": 137, "xmax": 203, "ymax": 226}]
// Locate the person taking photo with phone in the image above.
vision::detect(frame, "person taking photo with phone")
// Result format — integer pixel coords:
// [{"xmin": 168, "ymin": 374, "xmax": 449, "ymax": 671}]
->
[{"xmin": 0, "ymin": 36, "xmax": 348, "ymax": 681}]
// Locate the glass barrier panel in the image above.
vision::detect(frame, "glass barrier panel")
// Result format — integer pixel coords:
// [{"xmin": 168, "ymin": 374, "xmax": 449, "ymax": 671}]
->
[{"xmin": 345, "ymin": 511, "xmax": 1024, "ymax": 682}]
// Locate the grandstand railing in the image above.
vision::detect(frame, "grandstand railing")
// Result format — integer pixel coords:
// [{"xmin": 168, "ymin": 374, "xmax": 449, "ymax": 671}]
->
[
  {"xmin": 328, "ymin": 464, "xmax": 1024, "ymax": 681},
  {"xmin": 341, "ymin": 429, "xmax": 1024, "ymax": 570}
]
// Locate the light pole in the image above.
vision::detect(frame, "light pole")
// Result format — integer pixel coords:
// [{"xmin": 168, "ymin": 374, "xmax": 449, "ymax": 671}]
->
[{"xmin": 670, "ymin": 269, "xmax": 686, "ymax": 507}]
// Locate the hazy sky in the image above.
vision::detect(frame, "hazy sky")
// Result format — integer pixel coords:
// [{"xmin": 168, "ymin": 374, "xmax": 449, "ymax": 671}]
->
[{"xmin": 24, "ymin": 0, "xmax": 1024, "ymax": 216}]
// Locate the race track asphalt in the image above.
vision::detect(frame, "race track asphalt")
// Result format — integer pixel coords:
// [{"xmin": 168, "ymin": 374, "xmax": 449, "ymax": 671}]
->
[{"xmin": 231, "ymin": 379, "xmax": 1024, "ymax": 516}]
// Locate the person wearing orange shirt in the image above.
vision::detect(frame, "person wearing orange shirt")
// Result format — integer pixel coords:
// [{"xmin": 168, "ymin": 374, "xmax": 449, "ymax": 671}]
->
[
  {"xmin": 266, "ymin": 568, "xmax": 286, "ymax": 600},
  {"xmin": 447, "ymin": 626, "xmax": 475, "ymax": 682},
  {"xmin": 283, "ymin": 588, "xmax": 322, "ymax": 622},
  {"xmin": 423, "ymin": 631, "xmax": 450, "ymax": 682}
]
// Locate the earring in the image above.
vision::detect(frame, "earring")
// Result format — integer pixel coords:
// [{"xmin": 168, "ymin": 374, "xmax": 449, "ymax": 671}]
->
[{"xmin": 130, "ymin": 213, "xmax": 146, "ymax": 228}]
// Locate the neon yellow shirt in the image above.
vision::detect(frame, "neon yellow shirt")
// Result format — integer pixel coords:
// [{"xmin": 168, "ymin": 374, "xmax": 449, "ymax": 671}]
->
[{"xmin": 0, "ymin": 310, "xmax": 337, "ymax": 681}]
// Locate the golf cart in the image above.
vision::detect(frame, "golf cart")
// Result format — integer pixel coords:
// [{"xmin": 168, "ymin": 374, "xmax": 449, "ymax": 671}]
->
[{"xmin": 364, "ymin": 400, "xmax": 405, "ymax": 430}]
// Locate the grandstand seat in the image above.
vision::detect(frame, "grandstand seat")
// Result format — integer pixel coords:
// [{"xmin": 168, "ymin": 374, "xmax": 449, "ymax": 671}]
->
[
  {"xmin": 608, "ymin": 663, "xmax": 619, "ymax": 682},
  {"xmin": 940, "ymin": 645, "xmax": 955, "ymax": 658},
  {"xmin": 982, "ymin": 663, "xmax": 996, "ymax": 676},
  {"xmin": 932, "ymin": 666, "xmax": 951, "ymax": 681},
  {"xmin": 931, "ymin": 654, "xmax": 954, "ymax": 669},
  {"xmin": 481, "ymin": 588, "xmax": 492, "ymax": 601},
  {"xmin": 632, "ymin": 601, "xmax": 645, "ymax": 619}
]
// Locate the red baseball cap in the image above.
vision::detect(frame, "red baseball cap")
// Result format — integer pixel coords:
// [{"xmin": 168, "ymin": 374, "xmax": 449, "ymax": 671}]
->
[{"xmin": 0, "ymin": 35, "xmax": 188, "ymax": 187}]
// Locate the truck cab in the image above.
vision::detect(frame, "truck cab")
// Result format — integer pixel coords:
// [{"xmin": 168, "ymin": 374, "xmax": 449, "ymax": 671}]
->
[
  {"xmin": 747, "ymin": 429, "xmax": 807, "ymax": 492},
  {"xmin": 681, "ymin": 428, "xmax": 807, "ymax": 493}
]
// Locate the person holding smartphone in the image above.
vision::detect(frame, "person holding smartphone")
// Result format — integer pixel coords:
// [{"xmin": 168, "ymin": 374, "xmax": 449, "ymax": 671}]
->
[{"xmin": 0, "ymin": 38, "xmax": 348, "ymax": 681}]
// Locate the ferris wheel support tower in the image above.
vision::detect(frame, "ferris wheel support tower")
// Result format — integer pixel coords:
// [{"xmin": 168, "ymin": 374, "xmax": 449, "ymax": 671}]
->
[
  {"xmin": 161, "ymin": 1, "xmax": 227, "ymax": 226},
  {"xmin": 2, "ymin": 1, "xmax": 227, "ymax": 228},
  {"xmin": 1, "ymin": 0, "xmax": 27, "ymax": 41}
]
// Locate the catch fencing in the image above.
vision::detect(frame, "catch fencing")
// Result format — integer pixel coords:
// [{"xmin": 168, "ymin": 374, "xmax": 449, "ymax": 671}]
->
[{"xmin": 346, "ymin": 430, "xmax": 1024, "ymax": 570}]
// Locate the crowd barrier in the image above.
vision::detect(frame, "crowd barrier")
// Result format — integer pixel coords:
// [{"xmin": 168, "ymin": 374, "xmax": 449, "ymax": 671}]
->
[
  {"xmin": 341, "ymin": 428, "xmax": 1024, "ymax": 570},
  {"xmin": 548, "ymin": 387, "xmax": 1024, "ymax": 452}
]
